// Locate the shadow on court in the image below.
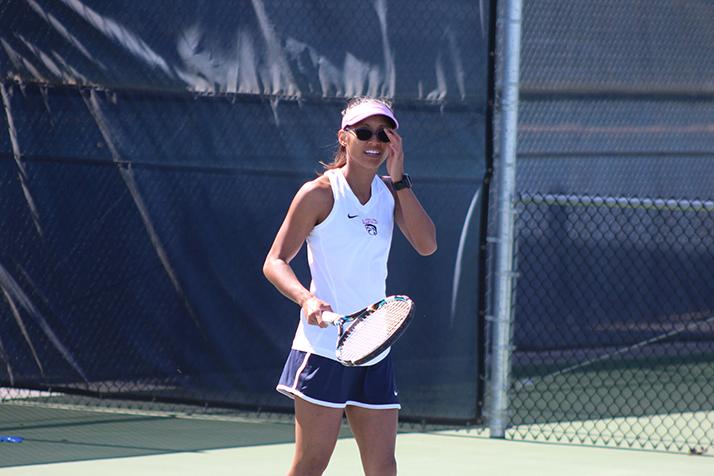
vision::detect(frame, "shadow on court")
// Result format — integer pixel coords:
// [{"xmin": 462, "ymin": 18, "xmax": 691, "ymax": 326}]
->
[{"xmin": 0, "ymin": 403, "xmax": 319, "ymax": 468}]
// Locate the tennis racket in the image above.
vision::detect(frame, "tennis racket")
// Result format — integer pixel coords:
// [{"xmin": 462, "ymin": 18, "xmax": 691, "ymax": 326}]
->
[{"xmin": 321, "ymin": 295, "xmax": 415, "ymax": 366}]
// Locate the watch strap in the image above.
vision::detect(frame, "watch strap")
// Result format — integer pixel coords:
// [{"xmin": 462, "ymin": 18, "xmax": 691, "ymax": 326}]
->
[{"xmin": 392, "ymin": 174, "xmax": 412, "ymax": 191}]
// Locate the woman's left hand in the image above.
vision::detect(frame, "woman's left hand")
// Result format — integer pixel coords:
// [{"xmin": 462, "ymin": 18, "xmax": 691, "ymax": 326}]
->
[{"xmin": 385, "ymin": 128, "xmax": 405, "ymax": 182}]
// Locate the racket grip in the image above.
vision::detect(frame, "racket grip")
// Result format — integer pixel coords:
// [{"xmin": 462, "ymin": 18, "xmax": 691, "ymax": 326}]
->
[{"xmin": 320, "ymin": 311, "xmax": 340, "ymax": 325}]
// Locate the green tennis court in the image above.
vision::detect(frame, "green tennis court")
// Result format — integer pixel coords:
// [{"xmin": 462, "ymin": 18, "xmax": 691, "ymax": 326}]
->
[{"xmin": 1, "ymin": 402, "xmax": 712, "ymax": 475}]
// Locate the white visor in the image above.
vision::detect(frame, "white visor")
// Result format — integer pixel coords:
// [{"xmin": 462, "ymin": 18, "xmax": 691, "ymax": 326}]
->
[{"xmin": 341, "ymin": 101, "xmax": 399, "ymax": 130}]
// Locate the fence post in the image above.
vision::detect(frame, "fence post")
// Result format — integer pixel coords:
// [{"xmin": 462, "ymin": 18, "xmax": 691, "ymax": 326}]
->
[{"xmin": 488, "ymin": 0, "xmax": 522, "ymax": 439}]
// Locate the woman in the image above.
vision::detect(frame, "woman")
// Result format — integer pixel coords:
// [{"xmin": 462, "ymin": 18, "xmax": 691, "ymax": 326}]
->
[{"xmin": 263, "ymin": 97, "xmax": 436, "ymax": 475}]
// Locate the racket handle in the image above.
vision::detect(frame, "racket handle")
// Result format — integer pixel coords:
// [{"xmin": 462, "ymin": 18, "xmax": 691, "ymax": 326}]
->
[{"xmin": 321, "ymin": 311, "xmax": 341, "ymax": 325}]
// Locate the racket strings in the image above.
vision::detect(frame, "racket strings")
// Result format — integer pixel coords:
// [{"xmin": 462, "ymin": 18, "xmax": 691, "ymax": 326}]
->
[{"xmin": 338, "ymin": 300, "xmax": 412, "ymax": 362}]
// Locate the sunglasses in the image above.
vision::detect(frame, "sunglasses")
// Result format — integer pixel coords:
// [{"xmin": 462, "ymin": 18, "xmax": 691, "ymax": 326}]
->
[{"xmin": 345, "ymin": 126, "xmax": 391, "ymax": 143}]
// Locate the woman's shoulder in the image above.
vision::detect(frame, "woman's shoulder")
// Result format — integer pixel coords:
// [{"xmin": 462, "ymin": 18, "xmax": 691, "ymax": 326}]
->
[
  {"xmin": 291, "ymin": 174, "xmax": 334, "ymax": 223},
  {"xmin": 299, "ymin": 174, "xmax": 332, "ymax": 200}
]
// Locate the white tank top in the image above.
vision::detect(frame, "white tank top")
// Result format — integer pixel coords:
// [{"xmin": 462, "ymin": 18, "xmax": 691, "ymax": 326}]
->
[{"xmin": 291, "ymin": 168, "xmax": 395, "ymax": 364}]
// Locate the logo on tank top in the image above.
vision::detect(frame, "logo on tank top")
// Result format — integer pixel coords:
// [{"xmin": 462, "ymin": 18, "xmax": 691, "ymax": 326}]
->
[{"xmin": 362, "ymin": 218, "xmax": 378, "ymax": 235}]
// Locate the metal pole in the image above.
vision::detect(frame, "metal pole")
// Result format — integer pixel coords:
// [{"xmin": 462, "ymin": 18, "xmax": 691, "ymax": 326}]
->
[{"xmin": 488, "ymin": 0, "xmax": 522, "ymax": 439}]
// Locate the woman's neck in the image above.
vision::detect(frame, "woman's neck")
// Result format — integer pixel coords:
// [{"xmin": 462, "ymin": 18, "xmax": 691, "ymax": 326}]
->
[{"xmin": 341, "ymin": 165, "xmax": 375, "ymax": 205}]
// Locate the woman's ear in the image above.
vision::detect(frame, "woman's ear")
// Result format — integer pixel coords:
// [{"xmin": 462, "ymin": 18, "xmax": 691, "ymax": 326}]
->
[{"xmin": 338, "ymin": 129, "xmax": 349, "ymax": 147}]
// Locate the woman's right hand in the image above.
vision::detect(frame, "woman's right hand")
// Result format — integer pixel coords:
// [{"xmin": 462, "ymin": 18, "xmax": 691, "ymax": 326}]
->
[{"xmin": 302, "ymin": 295, "xmax": 333, "ymax": 328}]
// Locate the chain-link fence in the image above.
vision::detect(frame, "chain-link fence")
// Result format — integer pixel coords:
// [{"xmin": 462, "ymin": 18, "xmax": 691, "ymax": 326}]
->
[
  {"xmin": 503, "ymin": 193, "xmax": 714, "ymax": 452},
  {"xmin": 486, "ymin": 0, "xmax": 714, "ymax": 454}
]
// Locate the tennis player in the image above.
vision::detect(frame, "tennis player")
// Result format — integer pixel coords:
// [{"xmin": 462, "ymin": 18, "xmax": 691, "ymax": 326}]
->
[{"xmin": 263, "ymin": 97, "xmax": 436, "ymax": 475}]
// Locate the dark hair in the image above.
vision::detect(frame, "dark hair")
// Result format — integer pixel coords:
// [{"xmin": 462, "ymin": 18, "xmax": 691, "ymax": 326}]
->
[{"xmin": 320, "ymin": 97, "xmax": 395, "ymax": 172}]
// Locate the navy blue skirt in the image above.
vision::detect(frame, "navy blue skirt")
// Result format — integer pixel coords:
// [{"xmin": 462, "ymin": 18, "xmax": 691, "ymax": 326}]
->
[{"xmin": 276, "ymin": 350, "xmax": 401, "ymax": 409}]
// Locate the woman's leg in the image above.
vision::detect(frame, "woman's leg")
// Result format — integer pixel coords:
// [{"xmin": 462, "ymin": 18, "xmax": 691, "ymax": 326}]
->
[
  {"xmin": 345, "ymin": 406, "xmax": 398, "ymax": 476},
  {"xmin": 287, "ymin": 397, "xmax": 344, "ymax": 476}
]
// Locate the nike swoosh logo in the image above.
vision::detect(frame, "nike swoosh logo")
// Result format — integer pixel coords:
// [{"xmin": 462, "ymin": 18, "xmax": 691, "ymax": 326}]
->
[{"xmin": 348, "ymin": 214, "xmax": 359, "ymax": 219}]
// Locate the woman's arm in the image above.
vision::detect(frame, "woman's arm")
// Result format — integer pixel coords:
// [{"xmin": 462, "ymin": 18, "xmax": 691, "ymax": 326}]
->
[
  {"xmin": 393, "ymin": 186, "xmax": 437, "ymax": 256},
  {"xmin": 384, "ymin": 129, "xmax": 437, "ymax": 256},
  {"xmin": 263, "ymin": 177, "xmax": 334, "ymax": 326}
]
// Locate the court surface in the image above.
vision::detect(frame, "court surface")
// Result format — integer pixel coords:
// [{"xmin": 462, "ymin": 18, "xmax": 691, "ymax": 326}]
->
[{"xmin": 0, "ymin": 404, "xmax": 711, "ymax": 475}]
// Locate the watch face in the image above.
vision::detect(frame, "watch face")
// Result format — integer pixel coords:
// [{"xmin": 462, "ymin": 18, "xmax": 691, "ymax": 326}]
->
[{"xmin": 394, "ymin": 174, "xmax": 411, "ymax": 190}]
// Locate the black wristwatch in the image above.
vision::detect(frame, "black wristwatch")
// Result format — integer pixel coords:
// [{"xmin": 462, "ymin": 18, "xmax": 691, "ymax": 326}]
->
[{"xmin": 392, "ymin": 174, "xmax": 412, "ymax": 191}]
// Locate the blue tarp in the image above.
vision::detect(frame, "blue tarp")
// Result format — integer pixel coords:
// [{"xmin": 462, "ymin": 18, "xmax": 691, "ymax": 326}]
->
[{"xmin": 0, "ymin": 0, "xmax": 490, "ymax": 421}]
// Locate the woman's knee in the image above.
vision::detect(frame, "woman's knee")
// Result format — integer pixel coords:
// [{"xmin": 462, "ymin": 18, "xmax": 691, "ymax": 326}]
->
[
  {"xmin": 289, "ymin": 452, "xmax": 332, "ymax": 476},
  {"xmin": 363, "ymin": 456, "xmax": 397, "ymax": 476}
]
